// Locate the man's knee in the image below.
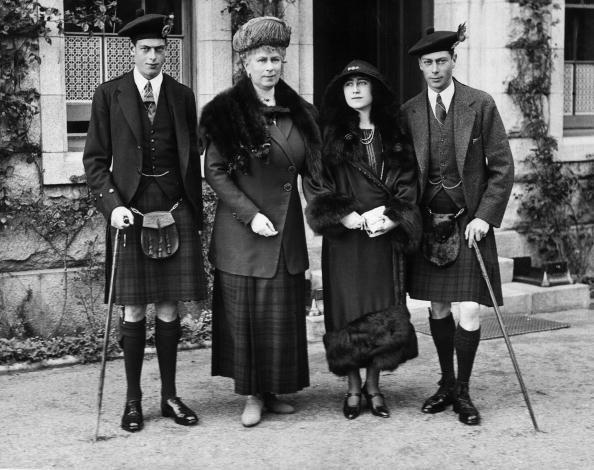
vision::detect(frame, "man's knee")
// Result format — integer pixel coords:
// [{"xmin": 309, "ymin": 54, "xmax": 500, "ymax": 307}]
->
[
  {"xmin": 123, "ymin": 305, "xmax": 147, "ymax": 322},
  {"xmin": 430, "ymin": 302, "xmax": 452, "ymax": 319},
  {"xmin": 458, "ymin": 301, "xmax": 480, "ymax": 330},
  {"xmin": 155, "ymin": 301, "xmax": 178, "ymax": 322}
]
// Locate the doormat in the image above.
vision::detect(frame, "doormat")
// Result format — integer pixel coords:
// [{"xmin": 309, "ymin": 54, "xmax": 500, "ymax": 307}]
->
[{"xmin": 414, "ymin": 315, "xmax": 570, "ymax": 340}]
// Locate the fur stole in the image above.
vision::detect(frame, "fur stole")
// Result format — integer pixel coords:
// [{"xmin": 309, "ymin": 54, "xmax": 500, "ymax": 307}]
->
[
  {"xmin": 322, "ymin": 112, "xmax": 416, "ymax": 173},
  {"xmin": 323, "ymin": 305, "xmax": 418, "ymax": 376},
  {"xmin": 199, "ymin": 75, "xmax": 322, "ymax": 178}
]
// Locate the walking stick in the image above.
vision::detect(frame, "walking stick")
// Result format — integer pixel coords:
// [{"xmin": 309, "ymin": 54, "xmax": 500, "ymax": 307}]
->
[
  {"xmin": 94, "ymin": 227, "xmax": 122, "ymax": 441},
  {"xmin": 471, "ymin": 239, "xmax": 541, "ymax": 432}
]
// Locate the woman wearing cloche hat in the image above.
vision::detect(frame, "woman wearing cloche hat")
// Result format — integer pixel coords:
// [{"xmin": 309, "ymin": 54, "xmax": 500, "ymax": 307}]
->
[
  {"xmin": 304, "ymin": 60, "xmax": 421, "ymax": 420},
  {"xmin": 200, "ymin": 16, "xmax": 322, "ymax": 427}
]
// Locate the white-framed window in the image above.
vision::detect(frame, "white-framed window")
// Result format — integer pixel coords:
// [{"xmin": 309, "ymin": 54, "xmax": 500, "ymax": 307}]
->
[{"xmin": 564, "ymin": 0, "xmax": 594, "ymax": 134}]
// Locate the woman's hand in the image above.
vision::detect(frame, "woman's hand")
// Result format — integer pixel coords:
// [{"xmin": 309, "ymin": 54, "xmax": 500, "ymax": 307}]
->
[
  {"xmin": 340, "ymin": 211, "xmax": 364, "ymax": 230},
  {"xmin": 367, "ymin": 217, "xmax": 397, "ymax": 238},
  {"xmin": 250, "ymin": 212, "xmax": 278, "ymax": 237}
]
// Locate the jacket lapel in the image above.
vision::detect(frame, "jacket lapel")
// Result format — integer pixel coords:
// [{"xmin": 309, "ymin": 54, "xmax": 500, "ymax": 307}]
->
[
  {"xmin": 269, "ymin": 124, "xmax": 295, "ymax": 165},
  {"xmin": 163, "ymin": 74, "xmax": 190, "ymax": 176},
  {"xmin": 116, "ymin": 71, "xmax": 143, "ymax": 145},
  {"xmin": 452, "ymin": 80, "xmax": 476, "ymax": 176}
]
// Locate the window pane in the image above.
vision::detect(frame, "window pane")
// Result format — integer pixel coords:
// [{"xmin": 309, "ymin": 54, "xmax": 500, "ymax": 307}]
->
[{"xmin": 565, "ymin": 9, "xmax": 594, "ymax": 60}]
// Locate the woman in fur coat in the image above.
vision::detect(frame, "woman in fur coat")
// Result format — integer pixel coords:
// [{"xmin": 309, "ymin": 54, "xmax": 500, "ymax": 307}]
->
[
  {"xmin": 199, "ymin": 17, "xmax": 321, "ymax": 428},
  {"xmin": 304, "ymin": 60, "xmax": 422, "ymax": 420}
]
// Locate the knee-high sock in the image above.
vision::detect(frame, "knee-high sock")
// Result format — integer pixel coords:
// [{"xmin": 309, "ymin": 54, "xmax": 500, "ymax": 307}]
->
[
  {"xmin": 454, "ymin": 325, "xmax": 481, "ymax": 384},
  {"xmin": 429, "ymin": 313, "xmax": 456, "ymax": 382},
  {"xmin": 155, "ymin": 317, "xmax": 181, "ymax": 400},
  {"xmin": 120, "ymin": 318, "xmax": 146, "ymax": 402}
]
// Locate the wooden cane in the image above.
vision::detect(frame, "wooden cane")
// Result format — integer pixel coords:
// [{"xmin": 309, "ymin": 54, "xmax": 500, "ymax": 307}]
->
[
  {"xmin": 94, "ymin": 228, "xmax": 121, "ymax": 441},
  {"xmin": 471, "ymin": 239, "xmax": 541, "ymax": 432}
]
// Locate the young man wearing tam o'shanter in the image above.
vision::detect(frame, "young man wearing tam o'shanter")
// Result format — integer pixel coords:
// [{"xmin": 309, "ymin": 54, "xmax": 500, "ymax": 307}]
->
[
  {"xmin": 83, "ymin": 10, "xmax": 207, "ymax": 433},
  {"xmin": 401, "ymin": 24, "xmax": 514, "ymax": 425}
]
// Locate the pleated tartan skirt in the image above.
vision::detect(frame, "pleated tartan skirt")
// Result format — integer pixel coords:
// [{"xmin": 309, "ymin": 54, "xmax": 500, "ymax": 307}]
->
[
  {"xmin": 107, "ymin": 182, "xmax": 207, "ymax": 305},
  {"xmin": 408, "ymin": 191, "xmax": 503, "ymax": 307},
  {"xmin": 211, "ymin": 253, "xmax": 310, "ymax": 395}
]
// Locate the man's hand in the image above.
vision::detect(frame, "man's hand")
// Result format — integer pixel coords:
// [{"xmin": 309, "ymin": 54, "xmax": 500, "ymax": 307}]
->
[
  {"xmin": 250, "ymin": 212, "xmax": 278, "ymax": 237},
  {"xmin": 341, "ymin": 211, "xmax": 364, "ymax": 230},
  {"xmin": 464, "ymin": 217, "xmax": 490, "ymax": 248},
  {"xmin": 110, "ymin": 206, "xmax": 134, "ymax": 230}
]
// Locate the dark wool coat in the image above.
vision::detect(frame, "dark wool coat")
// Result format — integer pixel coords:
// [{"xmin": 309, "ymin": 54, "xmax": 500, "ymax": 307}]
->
[
  {"xmin": 304, "ymin": 112, "xmax": 422, "ymax": 375},
  {"xmin": 83, "ymin": 71, "xmax": 203, "ymax": 224},
  {"xmin": 200, "ymin": 76, "xmax": 322, "ymax": 278}
]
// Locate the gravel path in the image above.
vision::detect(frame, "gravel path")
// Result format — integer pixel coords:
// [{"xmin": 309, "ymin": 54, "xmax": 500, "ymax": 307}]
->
[{"xmin": 1, "ymin": 309, "xmax": 593, "ymax": 469}]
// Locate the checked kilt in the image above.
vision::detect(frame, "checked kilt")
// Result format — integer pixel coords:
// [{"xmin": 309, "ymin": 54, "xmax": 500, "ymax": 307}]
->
[
  {"xmin": 106, "ymin": 181, "xmax": 207, "ymax": 306},
  {"xmin": 408, "ymin": 192, "xmax": 503, "ymax": 307},
  {"xmin": 211, "ymin": 252, "xmax": 310, "ymax": 395}
]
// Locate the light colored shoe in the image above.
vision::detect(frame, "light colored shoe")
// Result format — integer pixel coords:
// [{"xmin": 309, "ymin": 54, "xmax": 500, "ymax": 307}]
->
[
  {"xmin": 263, "ymin": 393, "xmax": 295, "ymax": 414},
  {"xmin": 241, "ymin": 395, "xmax": 264, "ymax": 427}
]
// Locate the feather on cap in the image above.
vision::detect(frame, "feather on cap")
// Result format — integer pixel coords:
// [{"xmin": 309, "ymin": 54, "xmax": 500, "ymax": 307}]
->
[
  {"xmin": 408, "ymin": 22, "xmax": 467, "ymax": 56},
  {"xmin": 232, "ymin": 16, "xmax": 291, "ymax": 53}
]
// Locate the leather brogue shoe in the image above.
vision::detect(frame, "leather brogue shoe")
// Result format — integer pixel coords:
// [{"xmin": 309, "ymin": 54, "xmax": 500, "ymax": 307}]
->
[
  {"xmin": 161, "ymin": 397, "xmax": 199, "ymax": 426},
  {"xmin": 362, "ymin": 386, "xmax": 390, "ymax": 418},
  {"xmin": 121, "ymin": 400, "xmax": 144, "ymax": 433},
  {"xmin": 421, "ymin": 379, "xmax": 455, "ymax": 414},
  {"xmin": 453, "ymin": 383, "xmax": 481, "ymax": 425},
  {"xmin": 241, "ymin": 395, "xmax": 264, "ymax": 427},
  {"xmin": 343, "ymin": 392, "xmax": 362, "ymax": 420}
]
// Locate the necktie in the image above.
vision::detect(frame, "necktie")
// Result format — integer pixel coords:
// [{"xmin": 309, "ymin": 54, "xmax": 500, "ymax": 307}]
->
[
  {"xmin": 436, "ymin": 93, "xmax": 447, "ymax": 125},
  {"xmin": 143, "ymin": 81, "xmax": 156, "ymax": 124}
]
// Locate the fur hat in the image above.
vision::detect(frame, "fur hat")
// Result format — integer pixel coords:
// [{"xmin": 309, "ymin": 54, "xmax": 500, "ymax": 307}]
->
[
  {"xmin": 232, "ymin": 16, "xmax": 291, "ymax": 53},
  {"xmin": 408, "ymin": 23, "xmax": 467, "ymax": 56},
  {"xmin": 118, "ymin": 9, "xmax": 174, "ymax": 40}
]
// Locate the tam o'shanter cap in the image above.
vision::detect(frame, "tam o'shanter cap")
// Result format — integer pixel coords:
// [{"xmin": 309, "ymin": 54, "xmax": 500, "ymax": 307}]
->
[
  {"xmin": 118, "ymin": 9, "xmax": 174, "ymax": 40},
  {"xmin": 232, "ymin": 16, "xmax": 291, "ymax": 53},
  {"xmin": 408, "ymin": 23, "xmax": 467, "ymax": 56}
]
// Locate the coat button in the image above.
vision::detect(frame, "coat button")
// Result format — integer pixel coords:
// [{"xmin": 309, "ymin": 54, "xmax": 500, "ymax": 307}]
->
[
  {"xmin": 99, "ymin": 193, "xmax": 103, "ymax": 198},
  {"xmin": 150, "ymin": 138, "xmax": 155, "ymax": 143},
  {"xmin": 108, "ymin": 188, "xmax": 114, "ymax": 193},
  {"xmin": 150, "ymin": 129, "xmax": 155, "ymax": 134},
  {"xmin": 283, "ymin": 183, "xmax": 292, "ymax": 192},
  {"xmin": 137, "ymin": 145, "xmax": 141, "ymax": 150},
  {"xmin": 151, "ymin": 147, "xmax": 156, "ymax": 151},
  {"xmin": 288, "ymin": 165, "xmax": 296, "ymax": 174}
]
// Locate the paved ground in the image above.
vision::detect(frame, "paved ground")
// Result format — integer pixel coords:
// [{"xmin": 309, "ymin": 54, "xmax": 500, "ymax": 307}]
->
[{"xmin": 1, "ymin": 309, "xmax": 593, "ymax": 470}]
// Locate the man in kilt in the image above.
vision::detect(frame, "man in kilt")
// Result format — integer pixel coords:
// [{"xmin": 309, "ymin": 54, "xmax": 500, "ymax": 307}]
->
[
  {"xmin": 83, "ymin": 11, "xmax": 206, "ymax": 432},
  {"xmin": 401, "ymin": 25, "xmax": 514, "ymax": 425}
]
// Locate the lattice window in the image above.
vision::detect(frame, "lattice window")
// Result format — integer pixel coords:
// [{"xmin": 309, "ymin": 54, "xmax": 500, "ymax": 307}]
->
[{"xmin": 65, "ymin": 35, "xmax": 184, "ymax": 102}]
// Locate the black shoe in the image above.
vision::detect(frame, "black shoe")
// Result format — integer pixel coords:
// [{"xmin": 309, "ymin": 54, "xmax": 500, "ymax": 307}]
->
[
  {"xmin": 421, "ymin": 378, "xmax": 455, "ymax": 414},
  {"xmin": 121, "ymin": 400, "xmax": 144, "ymax": 433},
  {"xmin": 161, "ymin": 397, "xmax": 199, "ymax": 426},
  {"xmin": 342, "ymin": 392, "xmax": 361, "ymax": 420},
  {"xmin": 453, "ymin": 382, "xmax": 481, "ymax": 425},
  {"xmin": 362, "ymin": 385, "xmax": 390, "ymax": 418}
]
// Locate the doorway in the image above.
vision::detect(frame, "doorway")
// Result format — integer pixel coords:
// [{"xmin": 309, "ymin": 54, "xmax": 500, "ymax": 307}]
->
[{"xmin": 313, "ymin": 0, "xmax": 434, "ymax": 107}]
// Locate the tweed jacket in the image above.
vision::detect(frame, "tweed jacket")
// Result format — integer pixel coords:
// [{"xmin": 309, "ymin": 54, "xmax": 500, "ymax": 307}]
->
[
  {"xmin": 401, "ymin": 79, "xmax": 514, "ymax": 227},
  {"xmin": 83, "ymin": 71, "xmax": 203, "ymax": 226}
]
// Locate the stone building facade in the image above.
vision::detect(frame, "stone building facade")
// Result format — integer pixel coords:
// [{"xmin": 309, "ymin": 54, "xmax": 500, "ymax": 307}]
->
[{"xmin": 0, "ymin": 0, "xmax": 592, "ymax": 335}]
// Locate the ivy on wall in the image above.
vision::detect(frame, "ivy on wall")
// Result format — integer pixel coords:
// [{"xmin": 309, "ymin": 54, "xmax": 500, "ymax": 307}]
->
[{"xmin": 507, "ymin": 0, "xmax": 593, "ymax": 279}]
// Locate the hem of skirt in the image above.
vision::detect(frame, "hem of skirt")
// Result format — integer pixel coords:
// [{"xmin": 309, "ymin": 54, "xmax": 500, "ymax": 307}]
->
[
  {"xmin": 111, "ymin": 294, "xmax": 208, "ymax": 306},
  {"xmin": 407, "ymin": 293, "xmax": 503, "ymax": 307},
  {"xmin": 211, "ymin": 372, "xmax": 310, "ymax": 396}
]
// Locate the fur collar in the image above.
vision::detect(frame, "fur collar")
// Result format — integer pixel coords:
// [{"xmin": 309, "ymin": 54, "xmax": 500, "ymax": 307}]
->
[
  {"xmin": 322, "ymin": 112, "xmax": 415, "ymax": 172},
  {"xmin": 199, "ymin": 75, "xmax": 321, "ymax": 177}
]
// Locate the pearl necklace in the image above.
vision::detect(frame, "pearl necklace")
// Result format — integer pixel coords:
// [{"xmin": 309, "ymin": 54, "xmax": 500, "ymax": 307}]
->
[{"xmin": 360, "ymin": 127, "xmax": 375, "ymax": 145}]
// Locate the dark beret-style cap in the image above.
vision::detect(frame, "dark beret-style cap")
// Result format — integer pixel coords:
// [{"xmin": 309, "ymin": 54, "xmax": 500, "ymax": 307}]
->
[
  {"xmin": 118, "ymin": 10, "xmax": 174, "ymax": 40},
  {"xmin": 408, "ymin": 23, "xmax": 467, "ymax": 56},
  {"xmin": 232, "ymin": 16, "xmax": 291, "ymax": 53}
]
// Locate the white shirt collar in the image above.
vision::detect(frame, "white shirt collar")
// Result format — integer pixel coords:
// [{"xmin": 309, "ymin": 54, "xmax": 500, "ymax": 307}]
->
[
  {"xmin": 427, "ymin": 79, "xmax": 455, "ymax": 116},
  {"xmin": 133, "ymin": 67, "xmax": 163, "ymax": 105}
]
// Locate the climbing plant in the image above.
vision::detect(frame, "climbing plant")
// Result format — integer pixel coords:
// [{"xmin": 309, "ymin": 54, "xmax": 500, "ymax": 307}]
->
[
  {"xmin": 507, "ymin": 0, "xmax": 594, "ymax": 280},
  {"xmin": 222, "ymin": 0, "xmax": 296, "ymax": 32}
]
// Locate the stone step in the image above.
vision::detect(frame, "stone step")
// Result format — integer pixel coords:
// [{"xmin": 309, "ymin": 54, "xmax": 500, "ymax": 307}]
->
[{"xmin": 306, "ymin": 281, "xmax": 591, "ymax": 342}]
